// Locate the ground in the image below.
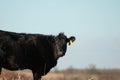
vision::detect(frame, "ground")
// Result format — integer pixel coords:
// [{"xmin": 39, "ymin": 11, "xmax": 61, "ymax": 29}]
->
[{"xmin": 0, "ymin": 68, "xmax": 120, "ymax": 80}]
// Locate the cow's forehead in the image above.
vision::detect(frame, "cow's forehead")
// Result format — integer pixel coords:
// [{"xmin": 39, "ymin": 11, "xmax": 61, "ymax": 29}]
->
[{"xmin": 57, "ymin": 33, "xmax": 67, "ymax": 39}]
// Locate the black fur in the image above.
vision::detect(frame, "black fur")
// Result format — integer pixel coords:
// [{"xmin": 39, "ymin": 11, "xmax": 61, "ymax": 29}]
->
[{"xmin": 0, "ymin": 30, "xmax": 75, "ymax": 80}]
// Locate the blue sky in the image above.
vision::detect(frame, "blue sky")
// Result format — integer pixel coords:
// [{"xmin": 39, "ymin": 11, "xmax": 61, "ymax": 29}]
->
[{"xmin": 0, "ymin": 0, "xmax": 120, "ymax": 69}]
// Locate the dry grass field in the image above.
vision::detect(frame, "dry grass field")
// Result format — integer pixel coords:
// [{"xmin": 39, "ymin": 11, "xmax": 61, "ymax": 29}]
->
[{"xmin": 0, "ymin": 67, "xmax": 120, "ymax": 80}]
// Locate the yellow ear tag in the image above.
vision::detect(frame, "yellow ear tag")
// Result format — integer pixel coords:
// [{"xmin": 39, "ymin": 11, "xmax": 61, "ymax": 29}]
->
[{"xmin": 69, "ymin": 40, "xmax": 73, "ymax": 46}]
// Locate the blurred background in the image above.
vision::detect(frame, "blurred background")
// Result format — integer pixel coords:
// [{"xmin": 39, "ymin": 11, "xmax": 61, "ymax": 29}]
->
[{"xmin": 0, "ymin": 0, "xmax": 120, "ymax": 70}]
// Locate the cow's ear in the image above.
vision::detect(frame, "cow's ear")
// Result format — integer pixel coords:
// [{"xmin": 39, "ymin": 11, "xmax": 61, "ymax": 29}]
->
[{"xmin": 67, "ymin": 36, "xmax": 75, "ymax": 46}]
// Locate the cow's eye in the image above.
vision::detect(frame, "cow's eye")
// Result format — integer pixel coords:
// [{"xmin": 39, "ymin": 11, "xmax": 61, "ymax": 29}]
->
[{"xmin": 60, "ymin": 39, "xmax": 66, "ymax": 44}]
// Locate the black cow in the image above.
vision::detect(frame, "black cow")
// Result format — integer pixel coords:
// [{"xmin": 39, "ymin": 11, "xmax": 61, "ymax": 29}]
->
[{"xmin": 0, "ymin": 30, "xmax": 75, "ymax": 80}]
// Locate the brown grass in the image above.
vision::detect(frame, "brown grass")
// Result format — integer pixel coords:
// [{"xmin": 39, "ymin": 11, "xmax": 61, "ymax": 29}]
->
[
  {"xmin": 0, "ymin": 68, "xmax": 120, "ymax": 80},
  {"xmin": 0, "ymin": 68, "xmax": 33, "ymax": 80}
]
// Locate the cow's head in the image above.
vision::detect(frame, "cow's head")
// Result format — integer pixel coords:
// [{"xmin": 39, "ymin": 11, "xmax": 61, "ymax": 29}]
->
[{"xmin": 54, "ymin": 33, "xmax": 75, "ymax": 59}]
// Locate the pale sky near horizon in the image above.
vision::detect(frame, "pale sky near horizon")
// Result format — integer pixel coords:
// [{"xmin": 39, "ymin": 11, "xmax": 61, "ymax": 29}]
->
[{"xmin": 0, "ymin": 0, "xmax": 120, "ymax": 69}]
